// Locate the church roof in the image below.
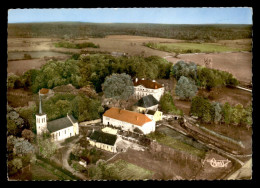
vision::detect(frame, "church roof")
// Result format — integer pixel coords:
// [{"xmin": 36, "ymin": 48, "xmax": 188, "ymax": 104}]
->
[
  {"xmin": 39, "ymin": 88, "xmax": 49, "ymax": 94},
  {"xmin": 134, "ymin": 95, "xmax": 159, "ymax": 108},
  {"xmin": 47, "ymin": 115, "xmax": 77, "ymax": 133},
  {"xmin": 133, "ymin": 79, "xmax": 163, "ymax": 89},
  {"xmin": 89, "ymin": 130, "xmax": 117, "ymax": 146},
  {"xmin": 103, "ymin": 107, "xmax": 152, "ymax": 126}
]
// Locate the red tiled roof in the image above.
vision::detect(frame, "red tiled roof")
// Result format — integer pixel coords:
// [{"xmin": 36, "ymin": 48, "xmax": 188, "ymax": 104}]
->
[
  {"xmin": 39, "ymin": 88, "xmax": 49, "ymax": 94},
  {"xmin": 133, "ymin": 79, "xmax": 163, "ymax": 89},
  {"xmin": 103, "ymin": 107, "xmax": 152, "ymax": 126}
]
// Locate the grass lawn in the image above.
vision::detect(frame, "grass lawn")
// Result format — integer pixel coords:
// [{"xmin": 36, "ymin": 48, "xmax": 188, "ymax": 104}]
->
[
  {"xmin": 107, "ymin": 159, "xmax": 154, "ymax": 180},
  {"xmin": 31, "ymin": 163, "xmax": 62, "ymax": 180},
  {"xmin": 146, "ymin": 42, "xmax": 244, "ymax": 54},
  {"xmin": 31, "ymin": 160, "xmax": 76, "ymax": 180}
]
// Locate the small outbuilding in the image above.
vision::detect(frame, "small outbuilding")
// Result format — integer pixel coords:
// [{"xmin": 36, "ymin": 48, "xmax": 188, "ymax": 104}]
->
[{"xmin": 89, "ymin": 130, "xmax": 117, "ymax": 153}]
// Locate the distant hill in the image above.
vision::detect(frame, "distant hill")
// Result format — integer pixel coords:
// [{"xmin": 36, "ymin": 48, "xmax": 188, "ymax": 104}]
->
[{"xmin": 8, "ymin": 22, "xmax": 252, "ymax": 42}]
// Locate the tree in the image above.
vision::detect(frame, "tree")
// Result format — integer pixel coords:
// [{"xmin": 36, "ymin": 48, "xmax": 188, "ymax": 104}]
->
[
  {"xmin": 221, "ymin": 102, "xmax": 232, "ymax": 125},
  {"xmin": 7, "ymin": 74, "xmax": 19, "ymax": 89},
  {"xmin": 102, "ymin": 73, "xmax": 134, "ymax": 100},
  {"xmin": 175, "ymin": 76, "xmax": 198, "ymax": 100},
  {"xmin": 190, "ymin": 96, "xmax": 212, "ymax": 123},
  {"xmin": 7, "ymin": 108, "xmax": 25, "ymax": 136},
  {"xmin": 37, "ymin": 137, "xmax": 57, "ymax": 158},
  {"xmin": 210, "ymin": 102, "xmax": 222, "ymax": 124},
  {"xmin": 159, "ymin": 92, "xmax": 182, "ymax": 115},
  {"xmin": 231, "ymin": 104, "xmax": 244, "ymax": 126},
  {"xmin": 21, "ymin": 129, "xmax": 35, "ymax": 143},
  {"xmin": 171, "ymin": 61, "xmax": 197, "ymax": 81},
  {"xmin": 242, "ymin": 104, "xmax": 252, "ymax": 129}
]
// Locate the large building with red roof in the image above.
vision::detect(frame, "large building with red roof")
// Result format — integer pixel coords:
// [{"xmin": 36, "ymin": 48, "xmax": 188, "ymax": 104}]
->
[
  {"xmin": 103, "ymin": 107, "xmax": 155, "ymax": 135},
  {"xmin": 133, "ymin": 78, "xmax": 164, "ymax": 101}
]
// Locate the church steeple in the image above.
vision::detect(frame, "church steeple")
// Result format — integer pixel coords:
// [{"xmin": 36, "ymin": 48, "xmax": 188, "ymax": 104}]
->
[
  {"xmin": 36, "ymin": 89, "xmax": 47, "ymax": 135},
  {"xmin": 39, "ymin": 94, "xmax": 42, "ymax": 114}
]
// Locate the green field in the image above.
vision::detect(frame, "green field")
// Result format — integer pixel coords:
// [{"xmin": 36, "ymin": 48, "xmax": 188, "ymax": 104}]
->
[
  {"xmin": 107, "ymin": 159, "xmax": 154, "ymax": 180},
  {"xmin": 31, "ymin": 159, "xmax": 77, "ymax": 180},
  {"xmin": 145, "ymin": 42, "xmax": 244, "ymax": 54}
]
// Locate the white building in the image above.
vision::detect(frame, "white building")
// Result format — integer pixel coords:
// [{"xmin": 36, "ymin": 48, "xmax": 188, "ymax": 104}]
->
[
  {"xmin": 88, "ymin": 130, "xmax": 118, "ymax": 153},
  {"xmin": 103, "ymin": 107, "xmax": 155, "ymax": 135},
  {"xmin": 133, "ymin": 78, "xmax": 164, "ymax": 101},
  {"xmin": 36, "ymin": 92, "xmax": 79, "ymax": 142}
]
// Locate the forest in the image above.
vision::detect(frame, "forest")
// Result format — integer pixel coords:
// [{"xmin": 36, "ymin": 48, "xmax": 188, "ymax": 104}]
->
[{"xmin": 8, "ymin": 22, "xmax": 252, "ymax": 42}]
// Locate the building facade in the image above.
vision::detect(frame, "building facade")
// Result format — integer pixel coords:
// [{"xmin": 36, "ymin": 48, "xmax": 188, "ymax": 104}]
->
[
  {"xmin": 36, "ymin": 92, "xmax": 79, "ymax": 142},
  {"xmin": 145, "ymin": 110, "xmax": 163, "ymax": 122},
  {"xmin": 103, "ymin": 107, "xmax": 155, "ymax": 135},
  {"xmin": 88, "ymin": 130, "xmax": 117, "ymax": 153},
  {"xmin": 133, "ymin": 78, "xmax": 164, "ymax": 101}
]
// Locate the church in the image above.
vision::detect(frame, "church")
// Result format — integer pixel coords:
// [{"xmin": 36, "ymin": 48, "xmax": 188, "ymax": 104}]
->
[{"xmin": 36, "ymin": 93, "xmax": 79, "ymax": 142}]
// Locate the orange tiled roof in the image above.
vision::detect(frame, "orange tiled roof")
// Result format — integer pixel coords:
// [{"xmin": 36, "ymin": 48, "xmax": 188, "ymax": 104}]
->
[
  {"xmin": 39, "ymin": 88, "xmax": 49, "ymax": 94},
  {"xmin": 133, "ymin": 79, "xmax": 163, "ymax": 89},
  {"xmin": 103, "ymin": 107, "xmax": 152, "ymax": 126}
]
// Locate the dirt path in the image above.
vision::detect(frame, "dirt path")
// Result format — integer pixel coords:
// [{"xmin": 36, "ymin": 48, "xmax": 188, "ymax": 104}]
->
[{"xmin": 59, "ymin": 135, "xmax": 88, "ymax": 180}]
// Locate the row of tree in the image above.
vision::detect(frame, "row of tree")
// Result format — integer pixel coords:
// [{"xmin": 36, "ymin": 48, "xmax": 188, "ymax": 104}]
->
[
  {"xmin": 7, "ymin": 54, "xmax": 172, "ymax": 94},
  {"xmin": 190, "ymin": 96, "xmax": 252, "ymax": 128},
  {"xmin": 172, "ymin": 61, "xmax": 239, "ymax": 100}
]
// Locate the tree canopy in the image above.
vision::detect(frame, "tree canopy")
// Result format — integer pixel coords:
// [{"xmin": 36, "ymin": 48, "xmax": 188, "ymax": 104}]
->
[
  {"xmin": 175, "ymin": 76, "xmax": 198, "ymax": 100},
  {"xmin": 102, "ymin": 73, "xmax": 134, "ymax": 100}
]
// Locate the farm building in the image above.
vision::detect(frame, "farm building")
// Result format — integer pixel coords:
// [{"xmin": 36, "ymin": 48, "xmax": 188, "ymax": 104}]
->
[
  {"xmin": 133, "ymin": 94, "xmax": 159, "ymax": 113},
  {"xmin": 103, "ymin": 107, "xmax": 155, "ymax": 135},
  {"xmin": 35, "ymin": 94, "xmax": 79, "ymax": 142},
  {"xmin": 145, "ymin": 110, "xmax": 163, "ymax": 122},
  {"xmin": 88, "ymin": 130, "xmax": 118, "ymax": 153},
  {"xmin": 133, "ymin": 78, "xmax": 164, "ymax": 101}
]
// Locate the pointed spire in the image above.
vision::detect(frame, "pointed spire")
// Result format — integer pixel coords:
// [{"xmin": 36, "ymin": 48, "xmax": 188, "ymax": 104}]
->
[{"xmin": 39, "ymin": 94, "xmax": 42, "ymax": 114}]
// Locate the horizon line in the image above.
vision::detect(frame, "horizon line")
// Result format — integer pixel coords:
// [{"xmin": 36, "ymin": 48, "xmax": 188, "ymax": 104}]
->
[{"xmin": 8, "ymin": 21, "xmax": 253, "ymax": 25}]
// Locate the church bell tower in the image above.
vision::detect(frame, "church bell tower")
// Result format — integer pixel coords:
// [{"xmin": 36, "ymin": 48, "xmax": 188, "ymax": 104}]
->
[{"xmin": 36, "ymin": 93, "xmax": 47, "ymax": 135}]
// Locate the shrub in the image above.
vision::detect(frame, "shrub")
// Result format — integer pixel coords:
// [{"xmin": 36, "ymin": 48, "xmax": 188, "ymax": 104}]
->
[
  {"xmin": 23, "ymin": 53, "xmax": 32, "ymax": 60},
  {"xmin": 159, "ymin": 92, "xmax": 182, "ymax": 115},
  {"xmin": 190, "ymin": 96, "xmax": 212, "ymax": 123},
  {"xmin": 175, "ymin": 76, "xmax": 198, "ymax": 100}
]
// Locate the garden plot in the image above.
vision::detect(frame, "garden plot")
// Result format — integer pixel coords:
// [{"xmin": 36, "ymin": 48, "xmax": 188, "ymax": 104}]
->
[
  {"xmin": 107, "ymin": 159, "xmax": 154, "ymax": 180},
  {"xmin": 155, "ymin": 126, "xmax": 208, "ymax": 158}
]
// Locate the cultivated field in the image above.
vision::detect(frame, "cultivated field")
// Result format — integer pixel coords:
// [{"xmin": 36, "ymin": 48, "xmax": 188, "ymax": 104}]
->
[
  {"xmin": 107, "ymin": 159, "xmax": 154, "ymax": 180},
  {"xmin": 8, "ymin": 35, "xmax": 252, "ymax": 85}
]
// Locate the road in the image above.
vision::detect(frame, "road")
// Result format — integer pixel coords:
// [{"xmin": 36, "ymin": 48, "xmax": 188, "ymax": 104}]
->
[
  {"xmin": 59, "ymin": 135, "xmax": 88, "ymax": 180},
  {"xmin": 227, "ymin": 158, "xmax": 252, "ymax": 180}
]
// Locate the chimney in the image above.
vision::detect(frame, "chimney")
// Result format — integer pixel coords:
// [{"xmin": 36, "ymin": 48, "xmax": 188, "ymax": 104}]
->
[
  {"xmin": 136, "ymin": 116, "xmax": 139, "ymax": 121},
  {"xmin": 135, "ymin": 78, "xmax": 138, "ymax": 82}
]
